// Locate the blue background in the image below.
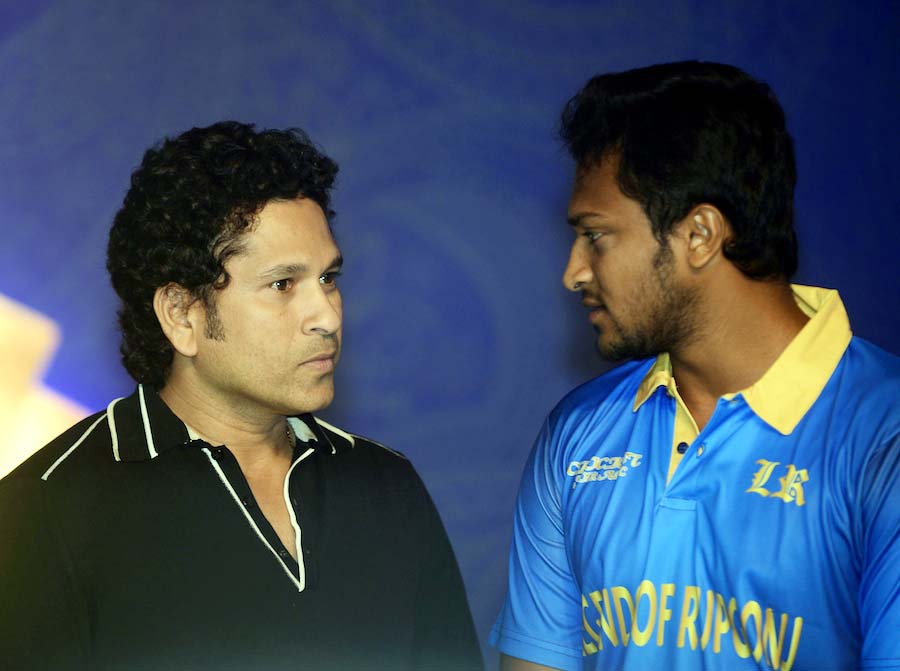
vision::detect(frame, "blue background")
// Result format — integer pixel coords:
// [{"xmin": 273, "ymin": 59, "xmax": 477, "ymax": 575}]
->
[{"xmin": 1, "ymin": 1, "xmax": 897, "ymax": 665}]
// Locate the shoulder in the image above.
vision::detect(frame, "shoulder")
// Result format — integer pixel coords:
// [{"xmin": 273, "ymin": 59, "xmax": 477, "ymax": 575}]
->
[
  {"xmin": 833, "ymin": 338, "xmax": 900, "ymax": 437},
  {"xmin": 309, "ymin": 416, "xmax": 424, "ymax": 489},
  {"xmin": 308, "ymin": 418, "xmax": 436, "ymax": 511},
  {"xmin": 312, "ymin": 417, "xmax": 409, "ymax": 460},
  {"xmin": 550, "ymin": 358, "xmax": 653, "ymax": 428},
  {"xmin": 1, "ymin": 409, "xmax": 112, "ymax": 489},
  {"xmin": 842, "ymin": 337, "xmax": 900, "ymax": 386},
  {"xmin": 523, "ymin": 359, "xmax": 653, "ymax": 469}
]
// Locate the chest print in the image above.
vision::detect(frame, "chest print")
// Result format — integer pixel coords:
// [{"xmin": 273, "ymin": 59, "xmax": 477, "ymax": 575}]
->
[
  {"xmin": 567, "ymin": 452, "xmax": 644, "ymax": 488},
  {"xmin": 745, "ymin": 459, "xmax": 809, "ymax": 506}
]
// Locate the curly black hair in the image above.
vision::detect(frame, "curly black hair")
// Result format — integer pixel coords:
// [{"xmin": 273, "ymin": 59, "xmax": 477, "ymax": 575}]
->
[
  {"xmin": 107, "ymin": 121, "xmax": 339, "ymax": 388},
  {"xmin": 560, "ymin": 61, "xmax": 798, "ymax": 280}
]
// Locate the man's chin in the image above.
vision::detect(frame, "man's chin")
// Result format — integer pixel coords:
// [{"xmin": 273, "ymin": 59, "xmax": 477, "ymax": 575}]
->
[
  {"xmin": 595, "ymin": 344, "xmax": 632, "ymax": 363},
  {"xmin": 595, "ymin": 336, "xmax": 656, "ymax": 363},
  {"xmin": 281, "ymin": 385, "xmax": 335, "ymax": 416}
]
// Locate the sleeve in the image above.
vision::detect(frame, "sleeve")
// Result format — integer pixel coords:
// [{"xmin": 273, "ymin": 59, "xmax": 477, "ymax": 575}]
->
[
  {"xmin": 859, "ymin": 432, "xmax": 900, "ymax": 669},
  {"xmin": 489, "ymin": 416, "xmax": 584, "ymax": 671},
  {"xmin": 410, "ymin": 467, "xmax": 484, "ymax": 671},
  {"xmin": 0, "ymin": 476, "xmax": 89, "ymax": 670}
]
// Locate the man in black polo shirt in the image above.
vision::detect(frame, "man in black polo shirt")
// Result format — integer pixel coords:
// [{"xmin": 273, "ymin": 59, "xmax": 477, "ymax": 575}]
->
[{"xmin": 0, "ymin": 121, "xmax": 482, "ymax": 670}]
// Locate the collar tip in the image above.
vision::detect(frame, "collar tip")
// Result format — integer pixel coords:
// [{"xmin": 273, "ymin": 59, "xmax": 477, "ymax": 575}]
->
[{"xmin": 773, "ymin": 421, "xmax": 797, "ymax": 436}]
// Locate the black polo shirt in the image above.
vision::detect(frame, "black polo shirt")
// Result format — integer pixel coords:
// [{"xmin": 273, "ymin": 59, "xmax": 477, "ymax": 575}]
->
[{"xmin": 0, "ymin": 385, "xmax": 482, "ymax": 671}]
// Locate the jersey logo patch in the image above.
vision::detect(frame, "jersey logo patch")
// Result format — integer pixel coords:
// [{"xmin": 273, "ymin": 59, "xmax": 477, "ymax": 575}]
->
[
  {"xmin": 745, "ymin": 459, "xmax": 809, "ymax": 506},
  {"xmin": 567, "ymin": 452, "xmax": 643, "ymax": 487}
]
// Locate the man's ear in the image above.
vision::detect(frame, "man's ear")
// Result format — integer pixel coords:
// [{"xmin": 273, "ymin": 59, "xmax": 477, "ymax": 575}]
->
[
  {"xmin": 153, "ymin": 284, "xmax": 201, "ymax": 357},
  {"xmin": 679, "ymin": 204, "xmax": 729, "ymax": 271}
]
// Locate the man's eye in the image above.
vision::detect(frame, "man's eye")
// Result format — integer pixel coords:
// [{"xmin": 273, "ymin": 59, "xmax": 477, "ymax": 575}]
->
[
  {"xmin": 320, "ymin": 271, "xmax": 342, "ymax": 286},
  {"xmin": 271, "ymin": 279, "xmax": 293, "ymax": 292},
  {"xmin": 583, "ymin": 231, "xmax": 604, "ymax": 243}
]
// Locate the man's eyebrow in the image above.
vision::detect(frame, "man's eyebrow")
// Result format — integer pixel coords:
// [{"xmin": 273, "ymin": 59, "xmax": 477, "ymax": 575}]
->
[
  {"xmin": 567, "ymin": 212, "xmax": 607, "ymax": 227},
  {"xmin": 258, "ymin": 263, "xmax": 309, "ymax": 279},
  {"xmin": 259, "ymin": 255, "xmax": 343, "ymax": 280}
]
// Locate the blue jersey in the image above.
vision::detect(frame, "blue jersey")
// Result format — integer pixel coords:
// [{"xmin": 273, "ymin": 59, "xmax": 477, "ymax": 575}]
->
[{"xmin": 491, "ymin": 287, "xmax": 900, "ymax": 670}]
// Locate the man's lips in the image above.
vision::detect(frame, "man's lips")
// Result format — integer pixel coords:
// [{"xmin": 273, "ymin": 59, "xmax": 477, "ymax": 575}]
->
[
  {"xmin": 581, "ymin": 297, "xmax": 606, "ymax": 322},
  {"xmin": 300, "ymin": 351, "xmax": 337, "ymax": 371}
]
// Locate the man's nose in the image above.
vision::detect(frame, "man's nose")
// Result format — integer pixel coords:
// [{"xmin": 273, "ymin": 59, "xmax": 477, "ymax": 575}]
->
[
  {"xmin": 303, "ymin": 287, "xmax": 342, "ymax": 336},
  {"xmin": 562, "ymin": 243, "xmax": 592, "ymax": 292}
]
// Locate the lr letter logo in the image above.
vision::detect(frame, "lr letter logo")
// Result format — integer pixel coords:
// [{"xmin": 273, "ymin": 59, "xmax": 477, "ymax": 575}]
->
[{"xmin": 746, "ymin": 459, "xmax": 809, "ymax": 506}]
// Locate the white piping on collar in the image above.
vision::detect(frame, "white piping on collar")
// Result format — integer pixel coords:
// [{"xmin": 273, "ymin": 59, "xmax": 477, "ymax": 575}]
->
[
  {"xmin": 282, "ymin": 446, "xmax": 315, "ymax": 591},
  {"xmin": 137, "ymin": 385, "xmax": 158, "ymax": 459},
  {"xmin": 107, "ymin": 397, "xmax": 124, "ymax": 462},
  {"xmin": 315, "ymin": 419, "xmax": 407, "ymax": 460},
  {"xmin": 41, "ymin": 413, "xmax": 109, "ymax": 481},
  {"xmin": 312, "ymin": 418, "xmax": 352, "ymax": 454},
  {"xmin": 201, "ymin": 447, "xmax": 305, "ymax": 593}
]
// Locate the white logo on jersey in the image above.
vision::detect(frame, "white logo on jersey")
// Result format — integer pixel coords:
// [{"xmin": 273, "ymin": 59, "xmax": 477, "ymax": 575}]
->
[{"xmin": 567, "ymin": 452, "xmax": 643, "ymax": 486}]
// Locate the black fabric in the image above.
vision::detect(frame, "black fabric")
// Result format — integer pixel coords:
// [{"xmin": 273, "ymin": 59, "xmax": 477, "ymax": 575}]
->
[{"xmin": 0, "ymin": 387, "xmax": 482, "ymax": 671}]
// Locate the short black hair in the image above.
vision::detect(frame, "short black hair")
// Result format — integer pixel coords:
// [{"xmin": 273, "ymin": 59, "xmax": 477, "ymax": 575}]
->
[
  {"xmin": 107, "ymin": 121, "xmax": 338, "ymax": 388},
  {"xmin": 560, "ymin": 61, "xmax": 798, "ymax": 280}
]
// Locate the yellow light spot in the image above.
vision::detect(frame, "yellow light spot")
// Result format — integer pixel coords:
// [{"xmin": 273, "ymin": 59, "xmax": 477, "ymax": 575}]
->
[{"xmin": 0, "ymin": 293, "xmax": 88, "ymax": 477}]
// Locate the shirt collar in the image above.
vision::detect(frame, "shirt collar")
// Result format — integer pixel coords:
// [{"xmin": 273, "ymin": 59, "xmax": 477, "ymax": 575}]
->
[
  {"xmin": 633, "ymin": 285, "xmax": 852, "ymax": 435},
  {"xmin": 108, "ymin": 384, "xmax": 328, "ymax": 462},
  {"xmin": 633, "ymin": 353, "xmax": 676, "ymax": 412}
]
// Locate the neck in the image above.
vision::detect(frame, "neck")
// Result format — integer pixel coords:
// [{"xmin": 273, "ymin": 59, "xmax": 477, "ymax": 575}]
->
[
  {"xmin": 669, "ymin": 278, "xmax": 808, "ymax": 428},
  {"xmin": 158, "ymin": 379, "xmax": 293, "ymax": 468}
]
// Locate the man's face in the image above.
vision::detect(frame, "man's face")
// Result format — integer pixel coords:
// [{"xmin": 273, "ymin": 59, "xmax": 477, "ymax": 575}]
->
[
  {"xmin": 190, "ymin": 197, "xmax": 343, "ymax": 418},
  {"xmin": 563, "ymin": 157, "xmax": 698, "ymax": 361}
]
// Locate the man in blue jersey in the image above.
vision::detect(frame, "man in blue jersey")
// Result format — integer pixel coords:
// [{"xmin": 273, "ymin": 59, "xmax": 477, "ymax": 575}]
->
[{"xmin": 490, "ymin": 61, "xmax": 900, "ymax": 671}]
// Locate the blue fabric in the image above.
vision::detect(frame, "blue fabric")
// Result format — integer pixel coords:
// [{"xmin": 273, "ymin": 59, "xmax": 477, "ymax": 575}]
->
[{"xmin": 491, "ymin": 340, "xmax": 900, "ymax": 670}]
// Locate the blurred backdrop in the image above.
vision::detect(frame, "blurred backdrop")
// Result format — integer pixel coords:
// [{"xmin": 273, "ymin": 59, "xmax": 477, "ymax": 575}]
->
[{"xmin": 1, "ymin": 0, "xmax": 897, "ymax": 665}]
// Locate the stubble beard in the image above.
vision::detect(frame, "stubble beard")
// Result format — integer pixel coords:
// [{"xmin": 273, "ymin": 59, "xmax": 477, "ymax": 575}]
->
[
  {"xmin": 198, "ymin": 296, "xmax": 340, "ymax": 415},
  {"xmin": 595, "ymin": 244, "xmax": 700, "ymax": 362},
  {"xmin": 204, "ymin": 299, "xmax": 226, "ymax": 341}
]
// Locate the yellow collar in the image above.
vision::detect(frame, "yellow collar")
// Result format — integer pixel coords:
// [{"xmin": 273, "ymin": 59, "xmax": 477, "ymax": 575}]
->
[{"xmin": 633, "ymin": 285, "xmax": 852, "ymax": 435}]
